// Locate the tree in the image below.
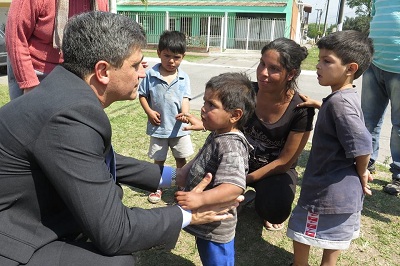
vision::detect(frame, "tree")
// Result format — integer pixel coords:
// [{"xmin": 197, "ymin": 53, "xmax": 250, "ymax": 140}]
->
[
  {"xmin": 346, "ymin": 0, "xmax": 372, "ymax": 17},
  {"xmin": 342, "ymin": 15, "xmax": 371, "ymax": 32},
  {"xmin": 306, "ymin": 23, "xmax": 322, "ymax": 39}
]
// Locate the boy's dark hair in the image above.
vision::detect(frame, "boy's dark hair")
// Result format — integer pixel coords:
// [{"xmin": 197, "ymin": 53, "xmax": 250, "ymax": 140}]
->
[
  {"xmin": 158, "ymin": 30, "xmax": 186, "ymax": 54},
  {"xmin": 261, "ymin": 38, "xmax": 308, "ymax": 92},
  {"xmin": 317, "ymin": 30, "xmax": 374, "ymax": 79},
  {"xmin": 205, "ymin": 72, "xmax": 256, "ymax": 130}
]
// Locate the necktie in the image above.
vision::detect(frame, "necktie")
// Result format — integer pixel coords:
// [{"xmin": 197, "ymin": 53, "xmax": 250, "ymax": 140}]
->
[{"xmin": 105, "ymin": 145, "xmax": 117, "ymax": 182}]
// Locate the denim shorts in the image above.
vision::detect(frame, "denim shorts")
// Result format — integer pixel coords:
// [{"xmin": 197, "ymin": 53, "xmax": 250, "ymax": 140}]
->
[
  {"xmin": 286, "ymin": 205, "xmax": 361, "ymax": 250},
  {"xmin": 148, "ymin": 135, "xmax": 194, "ymax": 161}
]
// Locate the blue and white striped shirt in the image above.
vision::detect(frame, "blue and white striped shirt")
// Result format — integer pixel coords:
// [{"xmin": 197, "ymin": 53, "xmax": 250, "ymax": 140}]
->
[{"xmin": 369, "ymin": 0, "xmax": 400, "ymax": 74}]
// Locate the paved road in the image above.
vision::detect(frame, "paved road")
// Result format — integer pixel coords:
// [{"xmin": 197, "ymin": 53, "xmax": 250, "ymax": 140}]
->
[{"xmin": 145, "ymin": 52, "xmax": 391, "ymax": 164}]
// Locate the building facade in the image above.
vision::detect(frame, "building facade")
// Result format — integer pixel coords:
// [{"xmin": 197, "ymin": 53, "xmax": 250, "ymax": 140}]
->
[{"xmin": 117, "ymin": 0, "xmax": 309, "ymax": 52}]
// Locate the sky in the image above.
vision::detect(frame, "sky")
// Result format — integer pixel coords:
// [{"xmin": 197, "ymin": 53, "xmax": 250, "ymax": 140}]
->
[{"xmin": 302, "ymin": 0, "xmax": 357, "ymax": 25}]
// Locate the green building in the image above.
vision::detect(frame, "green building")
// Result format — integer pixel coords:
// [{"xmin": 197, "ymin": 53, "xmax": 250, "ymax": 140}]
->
[{"xmin": 117, "ymin": 0, "xmax": 311, "ymax": 52}]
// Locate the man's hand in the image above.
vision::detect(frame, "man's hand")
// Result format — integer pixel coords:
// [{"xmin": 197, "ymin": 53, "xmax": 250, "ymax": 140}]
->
[
  {"xmin": 180, "ymin": 173, "xmax": 244, "ymax": 225},
  {"xmin": 176, "ymin": 191, "xmax": 204, "ymax": 210},
  {"xmin": 175, "ymin": 172, "xmax": 209, "ymax": 210}
]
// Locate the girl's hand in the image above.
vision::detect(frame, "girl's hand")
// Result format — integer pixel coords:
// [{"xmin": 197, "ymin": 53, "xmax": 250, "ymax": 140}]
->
[
  {"xmin": 297, "ymin": 94, "xmax": 322, "ymax": 109},
  {"xmin": 176, "ymin": 113, "xmax": 205, "ymax": 131}
]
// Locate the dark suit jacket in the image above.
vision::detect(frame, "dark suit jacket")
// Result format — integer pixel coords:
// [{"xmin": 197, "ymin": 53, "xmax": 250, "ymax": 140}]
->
[{"xmin": 0, "ymin": 66, "xmax": 183, "ymax": 264}]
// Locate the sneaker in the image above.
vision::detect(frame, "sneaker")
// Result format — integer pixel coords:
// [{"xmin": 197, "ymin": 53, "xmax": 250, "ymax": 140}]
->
[
  {"xmin": 383, "ymin": 179, "xmax": 400, "ymax": 196},
  {"xmin": 148, "ymin": 189, "xmax": 162, "ymax": 203},
  {"xmin": 368, "ymin": 161, "xmax": 376, "ymax": 174}
]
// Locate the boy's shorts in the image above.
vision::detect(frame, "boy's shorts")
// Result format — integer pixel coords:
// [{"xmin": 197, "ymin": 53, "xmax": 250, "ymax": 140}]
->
[
  {"xmin": 148, "ymin": 135, "xmax": 194, "ymax": 161},
  {"xmin": 286, "ymin": 205, "xmax": 361, "ymax": 250}
]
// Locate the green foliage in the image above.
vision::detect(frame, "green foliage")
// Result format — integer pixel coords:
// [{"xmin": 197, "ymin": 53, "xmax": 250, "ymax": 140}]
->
[
  {"xmin": 306, "ymin": 23, "xmax": 319, "ymax": 39},
  {"xmin": 343, "ymin": 15, "xmax": 371, "ymax": 33},
  {"xmin": 346, "ymin": 0, "xmax": 372, "ymax": 17},
  {"xmin": 305, "ymin": 0, "xmax": 372, "ymax": 36}
]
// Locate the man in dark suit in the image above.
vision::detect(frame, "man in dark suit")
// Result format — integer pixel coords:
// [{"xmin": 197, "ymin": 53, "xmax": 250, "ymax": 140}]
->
[{"xmin": 0, "ymin": 11, "xmax": 239, "ymax": 266}]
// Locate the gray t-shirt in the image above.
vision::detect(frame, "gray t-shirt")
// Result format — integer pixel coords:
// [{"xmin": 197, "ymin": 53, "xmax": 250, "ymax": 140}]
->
[
  {"xmin": 298, "ymin": 88, "xmax": 372, "ymax": 214},
  {"xmin": 184, "ymin": 131, "xmax": 251, "ymax": 243}
]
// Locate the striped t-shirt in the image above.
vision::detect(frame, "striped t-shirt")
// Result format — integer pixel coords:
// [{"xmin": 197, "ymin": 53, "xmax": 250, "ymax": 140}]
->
[{"xmin": 369, "ymin": 0, "xmax": 400, "ymax": 73}]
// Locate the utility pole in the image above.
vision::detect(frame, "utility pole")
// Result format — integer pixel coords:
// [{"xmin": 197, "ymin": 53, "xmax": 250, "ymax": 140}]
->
[
  {"xmin": 322, "ymin": 0, "xmax": 330, "ymax": 36},
  {"xmin": 337, "ymin": 0, "xmax": 345, "ymax": 31},
  {"xmin": 316, "ymin": 8, "xmax": 322, "ymax": 32},
  {"xmin": 315, "ymin": 8, "xmax": 322, "ymax": 39}
]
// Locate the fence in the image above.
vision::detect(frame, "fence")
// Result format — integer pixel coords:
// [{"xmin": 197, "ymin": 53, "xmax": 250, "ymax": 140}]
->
[{"xmin": 119, "ymin": 11, "xmax": 286, "ymax": 52}]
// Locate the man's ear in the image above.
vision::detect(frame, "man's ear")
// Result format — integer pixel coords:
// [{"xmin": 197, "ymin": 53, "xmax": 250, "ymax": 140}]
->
[
  {"xmin": 230, "ymin": 109, "xmax": 243, "ymax": 124},
  {"xmin": 94, "ymin": 60, "xmax": 111, "ymax": 85},
  {"xmin": 347, "ymin": 62, "xmax": 359, "ymax": 76}
]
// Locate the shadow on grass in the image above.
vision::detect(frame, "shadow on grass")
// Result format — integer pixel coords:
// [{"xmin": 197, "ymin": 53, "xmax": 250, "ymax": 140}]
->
[
  {"xmin": 362, "ymin": 183, "xmax": 400, "ymax": 222},
  {"xmin": 236, "ymin": 206, "xmax": 293, "ymax": 266},
  {"xmin": 295, "ymin": 148, "xmax": 311, "ymax": 185},
  {"xmin": 134, "ymin": 249, "xmax": 197, "ymax": 266}
]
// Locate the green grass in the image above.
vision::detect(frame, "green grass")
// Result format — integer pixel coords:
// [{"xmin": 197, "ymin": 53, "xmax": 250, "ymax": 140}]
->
[
  {"xmin": 0, "ymin": 84, "xmax": 10, "ymax": 105},
  {"xmin": 1, "ymin": 61, "xmax": 398, "ymax": 265},
  {"xmin": 302, "ymin": 46, "xmax": 319, "ymax": 71}
]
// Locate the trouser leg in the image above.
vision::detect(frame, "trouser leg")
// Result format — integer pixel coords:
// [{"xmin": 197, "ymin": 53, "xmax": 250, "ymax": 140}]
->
[
  {"xmin": 361, "ymin": 64, "xmax": 389, "ymax": 163},
  {"xmin": 251, "ymin": 169, "xmax": 297, "ymax": 224},
  {"xmin": 25, "ymin": 240, "xmax": 135, "ymax": 266}
]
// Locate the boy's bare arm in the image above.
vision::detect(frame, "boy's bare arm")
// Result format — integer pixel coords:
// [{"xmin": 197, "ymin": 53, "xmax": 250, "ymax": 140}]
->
[
  {"xmin": 355, "ymin": 154, "xmax": 373, "ymax": 196},
  {"xmin": 175, "ymin": 183, "xmax": 244, "ymax": 210},
  {"xmin": 139, "ymin": 95, "xmax": 161, "ymax": 126},
  {"xmin": 181, "ymin": 97, "xmax": 190, "ymax": 114},
  {"xmin": 176, "ymin": 97, "xmax": 191, "ymax": 124}
]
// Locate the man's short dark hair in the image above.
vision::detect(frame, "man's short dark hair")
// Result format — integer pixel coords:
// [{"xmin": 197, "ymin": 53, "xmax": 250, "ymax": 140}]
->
[{"xmin": 62, "ymin": 11, "xmax": 146, "ymax": 78}]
